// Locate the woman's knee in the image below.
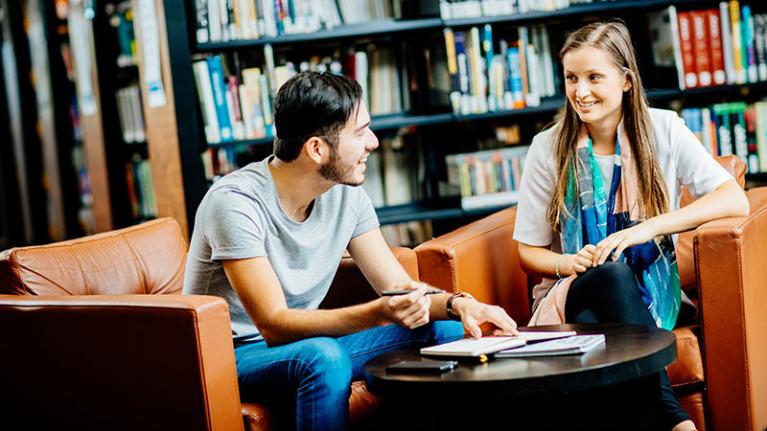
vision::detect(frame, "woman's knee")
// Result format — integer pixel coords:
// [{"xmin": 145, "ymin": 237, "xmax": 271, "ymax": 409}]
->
[{"xmin": 588, "ymin": 261, "xmax": 636, "ymax": 293}]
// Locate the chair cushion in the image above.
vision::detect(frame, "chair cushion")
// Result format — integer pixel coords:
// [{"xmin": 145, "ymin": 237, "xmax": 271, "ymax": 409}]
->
[
  {"xmin": 668, "ymin": 326, "xmax": 705, "ymax": 390},
  {"xmin": 0, "ymin": 218, "xmax": 186, "ymax": 296},
  {"xmin": 241, "ymin": 381, "xmax": 381, "ymax": 431}
]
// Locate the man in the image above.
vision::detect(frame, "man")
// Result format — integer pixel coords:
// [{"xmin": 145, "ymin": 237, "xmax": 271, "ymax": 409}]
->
[{"xmin": 183, "ymin": 71, "xmax": 518, "ymax": 430}]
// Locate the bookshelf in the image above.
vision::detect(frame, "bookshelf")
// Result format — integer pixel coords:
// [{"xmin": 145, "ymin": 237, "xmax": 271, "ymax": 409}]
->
[
  {"xmin": 130, "ymin": 0, "xmax": 767, "ymax": 242},
  {"xmin": 0, "ymin": 0, "xmax": 89, "ymax": 245},
  {"xmin": 66, "ymin": 0, "xmax": 158, "ymax": 234}
]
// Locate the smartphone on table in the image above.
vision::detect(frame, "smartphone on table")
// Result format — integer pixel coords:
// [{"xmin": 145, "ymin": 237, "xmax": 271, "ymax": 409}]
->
[{"xmin": 385, "ymin": 360, "xmax": 459, "ymax": 374}]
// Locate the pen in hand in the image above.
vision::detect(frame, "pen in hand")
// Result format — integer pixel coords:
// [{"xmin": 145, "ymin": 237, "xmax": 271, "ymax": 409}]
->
[{"xmin": 381, "ymin": 288, "xmax": 445, "ymax": 296}]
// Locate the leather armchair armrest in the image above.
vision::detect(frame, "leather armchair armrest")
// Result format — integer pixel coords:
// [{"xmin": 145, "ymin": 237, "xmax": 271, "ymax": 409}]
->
[
  {"xmin": 694, "ymin": 193, "xmax": 767, "ymax": 431},
  {"xmin": 0, "ymin": 294, "xmax": 243, "ymax": 431},
  {"xmin": 414, "ymin": 207, "xmax": 531, "ymax": 324}
]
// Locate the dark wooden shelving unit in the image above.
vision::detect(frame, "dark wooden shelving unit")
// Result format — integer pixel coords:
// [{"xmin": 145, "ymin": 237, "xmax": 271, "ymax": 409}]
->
[{"xmin": 141, "ymin": 0, "xmax": 767, "ymax": 234}]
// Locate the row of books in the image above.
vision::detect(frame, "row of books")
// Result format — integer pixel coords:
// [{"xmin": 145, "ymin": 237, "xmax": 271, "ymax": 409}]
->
[
  {"xmin": 115, "ymin": 84, "xmax": 146, "ymax": 144},
  {"xmin": 445, "ymin": 145, "xmax": 529, "ymax": 210},
  {"xmin": 192, "ymin": 45, "xmax": 405, "ymax": 144},
  {"xmin": 107, "ymin": 1, "xmax": 138, "ymax": 68},
  {"xmin": 438, "ymin": 0, "xmax": 603, "ymax": 20},
  {"xmin": 651, "ymin": 2, "xmax": 767, "ymax": 90},
  {"xmin": 362, "ymin": 135, "xmax": 422, "ymax": 208},
  {"xmin": 125, "ymin": 157, "xmax": 157, "ymax": 220},
  {"xmin": 444, "ymin": 24, "xmax": 557, "ymax": 115},
  {"xmin": 194, "ymin": 0, "xmax": 397, "ymax": 43},
  {"xmin": 201, "ymin": 145, "xmax": 239, "ymax": 181},
  {"xmin": 681, "ymin": 101, "xmax": 767, "ymax": 174},
  {"xmin": 381, "ymin": 221, "xmax": 433, "ymax": 248}
]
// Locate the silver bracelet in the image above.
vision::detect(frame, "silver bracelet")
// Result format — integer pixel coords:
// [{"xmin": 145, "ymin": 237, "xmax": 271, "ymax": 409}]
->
[{"xmin": 555, "ymin": 254, "xmax": 565, "ymax": 279}]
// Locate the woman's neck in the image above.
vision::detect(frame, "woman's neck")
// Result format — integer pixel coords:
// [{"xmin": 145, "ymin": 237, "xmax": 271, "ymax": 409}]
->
[{"xmin": 586, "ymin": 113, "xmax": 622, "ymax": 155}]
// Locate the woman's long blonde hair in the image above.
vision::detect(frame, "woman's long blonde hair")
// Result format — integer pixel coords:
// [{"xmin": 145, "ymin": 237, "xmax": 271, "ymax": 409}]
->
[{"xmin": 546, "ymin": 21, "xmax": 669, "ymax": 233}]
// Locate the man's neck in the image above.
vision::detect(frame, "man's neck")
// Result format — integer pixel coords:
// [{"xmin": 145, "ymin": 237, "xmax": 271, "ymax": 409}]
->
[{"xmin": 269, "ymin": 157, "xmax": 333, "ymax": 222}]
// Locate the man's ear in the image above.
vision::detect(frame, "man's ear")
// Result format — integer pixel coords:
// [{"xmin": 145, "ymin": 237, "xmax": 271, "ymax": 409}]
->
[{"xmin": 302, "ymin": 136, "xmax": 329, "ymax": 165}]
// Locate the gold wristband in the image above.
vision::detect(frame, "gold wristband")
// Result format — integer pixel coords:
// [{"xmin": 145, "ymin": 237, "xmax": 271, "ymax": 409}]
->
[
  {"xmin": 555, "ymin": 254, "xmax": 565, "ymax": 279},
  {"xmin": 446, "ymin": 291, "xmax": 475, "ymax": 321}
]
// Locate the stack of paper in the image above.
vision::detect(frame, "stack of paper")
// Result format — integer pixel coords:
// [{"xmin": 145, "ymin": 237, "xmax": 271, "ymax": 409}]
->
[{"xmin": 495, "ymin": 334, "xmax": 606, "ymax": 358}]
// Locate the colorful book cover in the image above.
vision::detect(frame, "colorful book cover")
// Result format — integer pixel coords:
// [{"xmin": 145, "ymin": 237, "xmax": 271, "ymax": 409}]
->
[
  {"xmin": 707, "ymin": 9, "xmax": 727, "ymax": 85},
  {"xmin": 206, "ymin": 55, "xmax": 234, "ymax": 142}
]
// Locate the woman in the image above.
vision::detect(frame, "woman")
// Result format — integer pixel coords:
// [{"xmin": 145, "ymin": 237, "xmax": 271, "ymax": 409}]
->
[{"xmin": 514, "ymin": 21, "xmax": 749, "ymax": 431}]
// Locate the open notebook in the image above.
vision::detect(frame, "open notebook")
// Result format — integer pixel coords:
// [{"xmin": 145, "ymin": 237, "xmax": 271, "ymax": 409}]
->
[
  {"xmin": 420, "ymin": 331, "xmax": 577, "ymax": 358},
  {"xmin": 495, "ymin": 334, "xmax": 606, "ymax": 358}
]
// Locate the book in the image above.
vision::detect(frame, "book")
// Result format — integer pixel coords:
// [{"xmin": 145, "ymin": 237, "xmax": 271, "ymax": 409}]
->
[
  {"xmin": 420, "ymin": 331, "xmax": 576, "ymax": 358},
  {"xmin": 495, "ymin": 334, "xmax": 606, "ymax": 358}
]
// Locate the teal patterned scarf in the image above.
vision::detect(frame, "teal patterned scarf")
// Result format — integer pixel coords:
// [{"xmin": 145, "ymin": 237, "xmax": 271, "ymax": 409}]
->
[{"xmin": 561, "ymin": 125, "xmax": 681, "ymax": 329}]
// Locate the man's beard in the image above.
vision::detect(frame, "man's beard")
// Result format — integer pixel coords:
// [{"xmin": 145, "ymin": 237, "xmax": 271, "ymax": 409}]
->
[{"xmin": 319, "ymin": 147, "xmax": 364, "ymax": 186}]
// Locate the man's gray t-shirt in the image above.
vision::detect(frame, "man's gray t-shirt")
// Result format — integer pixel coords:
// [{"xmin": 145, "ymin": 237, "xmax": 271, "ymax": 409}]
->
[{"xmin": 183, "ymin": 156, "xmax": 379, "ymax": 342}]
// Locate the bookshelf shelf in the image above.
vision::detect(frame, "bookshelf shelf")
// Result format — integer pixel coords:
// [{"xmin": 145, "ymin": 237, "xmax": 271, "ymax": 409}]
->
[
  {"xmin": 453, "ymin": 97, "xmax": 564, "ymax": 122},
  {"xmin": 194, "ymin": 18, "xmax": 443, "ymax": 52},
  {"xmin": 647, "ymin": 81, "xmax": 767, "ymax": 100},
  {"xmin": 442, "ymin": 0, "xmax": 706, "ymax": 27}
]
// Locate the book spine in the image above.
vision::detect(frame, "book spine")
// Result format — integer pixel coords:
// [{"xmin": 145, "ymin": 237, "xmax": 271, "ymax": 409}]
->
[
  {"xmin": 719, "ymin": 2, "xmax": 736, "ymax": 84},
  {"xmin": 444, "ymin": 28, "xmax": 461, "ymax": 114},
  {"xmin": 756, "ymin": 101, "xmax": 767, "ymax": 172},
  {"xmin": 707, "ymin": 9, "xmax": 727, "ymax": 85},
  {"xmin": 732, "ymin": 103, "xmax": 748, "ymax": 164},
  {"xmin": 507, "ymin": 46, "xmax": 525, "ymax": 109},
  {"xmin": 742, "ymin": 5, "xmax": 758, "ymax": 83},
  {"xmin": 755, "ymin": 15, "xmax": 767, "ymax": 81},
  {"xmin": 207, "ymin": 55, "xmax": 234, "ymax": 142},
  {"xmin": 730, "ymin": 0, "xmax": 745, "ymax": 84},
  {"xmin": 745, "ymin": 105, "xmax": 759, "ymax": 173},
  {"xmin": 692, "ymin": 11, "xmax": 712, "ymax": 86},
  {"xmin": 678, "ymin": 11, "xmax": 697, "ymax": 88}
]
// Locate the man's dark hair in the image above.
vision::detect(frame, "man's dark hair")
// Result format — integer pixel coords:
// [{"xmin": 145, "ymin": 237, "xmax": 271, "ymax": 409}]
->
[{"xmin": 273, "ymin": 71, "xmax": 363, "ymax": 162}]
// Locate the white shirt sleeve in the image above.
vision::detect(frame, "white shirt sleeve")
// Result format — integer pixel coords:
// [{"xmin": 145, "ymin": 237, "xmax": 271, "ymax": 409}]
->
[
  {"xmin": 669, "ymin": 112, "xmax": 734, "ymax": 198},
  {"xmin": 513, "ymin": 129, "xmax": 558, "ymax": 246}
]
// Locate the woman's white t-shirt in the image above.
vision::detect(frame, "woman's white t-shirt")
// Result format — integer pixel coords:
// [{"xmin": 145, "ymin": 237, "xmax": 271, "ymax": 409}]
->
[{"xmin": 513, "ymin": 108, "xmax": 734, "ymax": 305}]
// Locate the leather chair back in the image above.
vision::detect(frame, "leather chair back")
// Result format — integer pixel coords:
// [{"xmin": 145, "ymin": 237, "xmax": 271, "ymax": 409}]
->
[
  {"xmin": 415, "ymin": 207, "xmax": 531, "ymax": 325},
  {"xmin": 0, "ymin": 218, "xmax": 186, "ymax": 296},
  {"xmin": 320, "ymin": 247, "xmax": 418, "ymax": 309}
]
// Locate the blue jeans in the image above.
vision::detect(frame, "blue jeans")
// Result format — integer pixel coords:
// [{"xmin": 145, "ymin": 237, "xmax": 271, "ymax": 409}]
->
[{"xmin": 234, "ymin": 321, "xmax": 464, "ymax": 431}]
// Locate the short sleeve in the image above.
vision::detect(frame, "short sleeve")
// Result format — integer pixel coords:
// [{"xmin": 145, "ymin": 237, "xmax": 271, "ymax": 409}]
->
[
  {"xmin": 203, "ymin": 191, "xmax": 267, "ymax": 261},
  {"xmin": 351, "ymin": 187, "xmax": 380, "ymax": 238},
  {"xmin": 513, "ymin": 131, "xmax": 558, "ymax": 246},
  {"xmin": 670, "ymin": 113, "xmax": 734, "ymax": 198}
]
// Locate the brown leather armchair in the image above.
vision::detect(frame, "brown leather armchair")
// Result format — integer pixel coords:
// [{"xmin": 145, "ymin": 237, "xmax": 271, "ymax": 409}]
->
[
  {"xmin": 0, "ymin": 217, "xmax": 415, "ymax": 430},
  {"xmin": 414, "ymin": 155, "xmax": 767, "ymax": 431}
]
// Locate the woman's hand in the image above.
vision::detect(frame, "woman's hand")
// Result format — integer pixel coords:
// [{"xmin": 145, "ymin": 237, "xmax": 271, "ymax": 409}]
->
[
  {"xmin": 592, "ymin": 220, "xmax": 659, "ymax": 266},
  {"xmin": 565, "ymin": 245, "xmax": 597, "ymax": 274}
]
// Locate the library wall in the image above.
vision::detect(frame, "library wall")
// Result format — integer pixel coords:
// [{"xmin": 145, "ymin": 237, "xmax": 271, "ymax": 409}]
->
[{"xmin": 4, "ymin": 0, "xmax": 767, "ymax": 247}]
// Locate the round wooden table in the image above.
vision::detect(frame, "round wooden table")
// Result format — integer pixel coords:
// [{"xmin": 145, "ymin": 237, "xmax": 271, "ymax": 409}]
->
[{"xmin": 364, "ymin": 323, "xmax": 676, "ymax": 430}]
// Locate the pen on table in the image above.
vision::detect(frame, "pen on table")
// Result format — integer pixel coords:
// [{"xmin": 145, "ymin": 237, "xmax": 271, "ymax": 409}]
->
[{"xmin": 381, "ymin": 288, "xmax": 446, "ymax": 296}]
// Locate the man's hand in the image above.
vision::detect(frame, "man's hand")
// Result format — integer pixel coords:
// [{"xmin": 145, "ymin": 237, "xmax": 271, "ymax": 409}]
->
[
  {"xmin": 379, "ymin": 282, "xmax": 431, "ymax": 329},
  {"xmin": 454, "ymin": 298, "xmax": 518, "ymax": 339},
  {"xmin": 592, "ymin": 220, "xmax": 659, "ymax": 266}
]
